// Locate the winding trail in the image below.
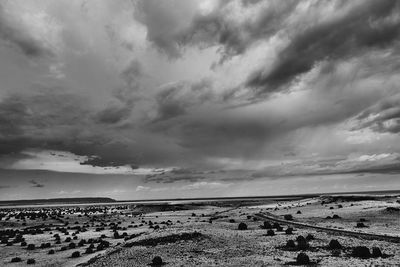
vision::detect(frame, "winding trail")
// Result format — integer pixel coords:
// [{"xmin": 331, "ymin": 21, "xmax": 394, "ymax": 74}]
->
[{"xmin": 254, "ymin": 212, "xmax": 400, "ymax": 243}]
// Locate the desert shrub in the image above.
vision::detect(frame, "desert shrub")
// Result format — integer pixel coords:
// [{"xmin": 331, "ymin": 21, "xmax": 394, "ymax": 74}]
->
[
  {"xmin": 328, "ymin": 239, "xmax": 342, "ymax": 249},
  {"xmin": 296, "ymin": 235, "xmax": 305, "ymax": 242},
  {"xmin": 266, "ymin": 229, "xmax": 275, "ymax": 236},
  {"xmin": 286, "ymin": 239, "xmax": 296, "ymax": 248},
  {"xmin": 372, "ymin": 247, "xmax": 382, "ymax": 258},
  {"xmin": 152, "ymin": 256, "xmax": 163, "ymax": 265},
  {"xmin": 263, "ymin": 221, "xmax": 272, "ymax": 229},
  {"xmin": 229, "ymin": 219, "xmax": 235, "ymax": 223},
  {"xmin": 11, "ymin": 257, "xmax": 22, "ymax": 262},
  {"xmin": 21, "ymin": 241, "xmax": 27, "ymax": 246},
  {"xmin": 27, "ymin": 243, "xmax": 35, "ymax": 250},
  {"xmin": 65, "ymin": 237, "xmax": 71, "ymax": 242},
  {"xmin": 356, "ymin": 222, "xmax": 367, "ymax": 228},
  {"xmin": 325, "ymin": 216, "xmax": 332, "ymax": 219},
  {"xmin": 284, "ymin": 214, "xmax": 293, "ymax": 220},
  {"xmin": 296, "ymin": 252, "xmax": 310, "ymax": 264},
  {"xmin": 296, "ymin": 210, "xmax": 302, "ymax": 214},
  {"xmin": 332, "ymin": 214, "xmax": 341, "ymax": 219},
  {"xmin": 48, "ymin": 249, "xmax": 55, "ymax": 254},
  {"xmin": 68, "ymin": 242, "xmax": 76, "ymax": 249},
  {"xmin": 305, "ymin": 234, "xmax": 314, "ymax": 241},
  {"xmin": 27, "ymin": 258, "xmax": 36, "ymax": 264},
  {"xmin": 60, "ymin": 246, "xmax": 67, "ymax": 251},
  {"xmin": 352, "ymin": 246, "xmax": 371, "ymax": 258},
  {"xmin": 285, "ymin": 227, "xmax": 293, "ymax": 235},
  {"xmin": 238, "ymin": 222, "xmax": 247, "ymax": 230},
  {"xmin": 273, "ymin": 222, "xmax": 280, "ymax": 229},
  {"xmin": 71, "ymin": 251, "xmax": 80, "ymax": 258},
  {"xmin": 85, "ymin": 247, "xmax": 94, "ymax": 254}
]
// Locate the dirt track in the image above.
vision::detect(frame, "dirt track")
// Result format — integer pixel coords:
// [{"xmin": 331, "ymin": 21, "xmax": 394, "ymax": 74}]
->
[{"xmin": 254, "ymin": 212, "xmax": 400, "ymax": 243}]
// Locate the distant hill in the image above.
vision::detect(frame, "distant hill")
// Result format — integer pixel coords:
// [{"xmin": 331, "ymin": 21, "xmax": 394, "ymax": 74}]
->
[{"xmin": 0, "ymin": 197, "xmax": 116, "ymax": 206}]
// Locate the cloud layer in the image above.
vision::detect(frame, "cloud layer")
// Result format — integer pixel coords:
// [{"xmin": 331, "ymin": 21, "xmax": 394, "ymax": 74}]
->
[{"xmin": 1, "ymin": 0, "xmax": 400, "ymax": 199}]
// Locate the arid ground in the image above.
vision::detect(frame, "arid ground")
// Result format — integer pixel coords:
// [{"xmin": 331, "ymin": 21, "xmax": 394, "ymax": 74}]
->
[{"xmin": 1, "ymin": 194, "xmax": 399, "ymax": 266}]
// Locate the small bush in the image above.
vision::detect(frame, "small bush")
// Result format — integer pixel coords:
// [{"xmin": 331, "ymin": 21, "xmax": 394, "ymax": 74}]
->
[
  {"xmin": 27, "ymin": 243, "xmax": 35, "ymax": 250},
  {"xmin": 21, "ymin": 241, "xmax": 27, "ymax": 246},
  {"xmin": 85, "ymin": 247, "xmax": 94, "ymax": 254},
  {"xmin": 296, "ymin": 252, "xmax": 310, "ymax": 264},
  {"xmin": 263, "ymin": 221, "xmax": 272, "ymax": 229},
  {"xmin": 296, "ymin": 210, "xmax": 302, "ymax": 214},
  {"xmin": 229, "ymin": 219, "xmax": 235, "ymax": 223},
  {"xmin": 284, "ymin": 214, "xmax": 293, "ymax": 220},
  {"xmin": 285, "ymin": 227, "xmax": 293, "ymax": 235},
  {"xmin": 152, "ymin": 256, "xmax": 163, "ymax": 265},
  {"xmin": 356, "ymin": 222, "xmax": 367, "ymax": 228},
  {"xmin": 11, "ymin": 257, "xmax": 22, "ymax": 263},
  {"xmin": 27, "ymin": 258, "xmax": 36, "ymax": 264},
  {"xmin": 328, "ymin": 239, "xmax": 341, "ymax": 249},
  {"xmin": 352, "ymin": 246, "xmax": 371, "ymax": 258},
  {"xmin": 238, "ymin": 222, "xmax": 247, "ymax": 230},
  {"xmin": 305, "ymin": 234, "xmax": 314, "ymax": 241},
  {"xmin": 286, "ymin": 239, "xmax": 296, "ymax": 248},
  {"xmin": 68, "ymin": 242, "xmax": 76, "ymax": 249},
  {"xmin": 372, "ymin": 247, "xmax": 382, "ymax": 258},
  {"xmin": 71, "ymin": 251, "xmax": 80, "ymax": 258},
  {"xmin": 48, "ymin": 249, "xmax": 55, "ymax": 255},
  {"xmin": 266, "ymin": 229, "xmax": 275, "ymax": 236}
]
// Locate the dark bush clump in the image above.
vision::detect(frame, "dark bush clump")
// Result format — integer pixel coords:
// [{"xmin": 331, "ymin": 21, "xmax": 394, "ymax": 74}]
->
[
  {"xmin": 284, "ymin": 214, "xmax": 293, "ymax": 220},
  {"xmin": 296, "ymin": 252, "xmax": 310, "ymax": 264},
  {"xmin": 229, "ymin": 219, "xmax": 235, "ymax": 223},
  {"xmin": 305, "ymin": 234, "xmax": 314, "ymax": 241},
  {"xmin": 266, "ymin": 229, "xmax": 275, "ymax": 236},
  {"xmin": 68, "ymin": 242, "xmax": 76, "ymax": 249},
  {"xmin": 11, "ymin": 257, "xmax": 22, "ymax": 262},
  {"xmin": 263, "ymin": 221, "xmax": 272, "ymax": 229},
  {"xmin": 27, "ymin": 258, "xmax": 36, "ymax": 264},
  {"xmin": 21, "ymin": 241, "xmax": 27, "ymax": 246},
  {"xmin": 238, "ymin": 222, "xmax": 247, "ymax": 230},
  {"xmin": 328, "ymin": 239, "xmax": 342, "ymax": 249},
  {"xmin": 152, "ymin": 256, "xmax": 163, "ymax": 266},
  {"xmin": 286, "ymin": 239, "xmax": 296, "ymax": 248},
  {"xmin": 352, "ymin": 246, "xmax": 371, "ymax": 258},
  {"xmin": 71, "ymin": 251, "xmax": 80, "ymax": 258},
  {"xmin": 48, "ymin": 249, "xmax": 55, "ymax": 255},
  {"xmin": 27, "ymin": 243, "xmax": 35, "ymax": 250},
  {"xmin": 372, "ymin": 247, "xmax": 382, "ymax": 258},
  {"xmin": 356, "ymin": 222, "xmax": 367, "ymax": 228},
  {"xmin": 285, "ymin": 227, "xmax": 293, "ymax": 235},
  {"xmin": 296, "ymin": 210, "xmax": 302, "ymax": 214}
]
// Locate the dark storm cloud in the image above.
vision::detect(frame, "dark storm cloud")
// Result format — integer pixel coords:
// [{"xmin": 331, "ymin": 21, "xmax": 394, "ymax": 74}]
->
[
  {"xmin": 153, "ymin": 79, "xmax": 213, "ymax": 121},
  {"xmin": 0, "ymin": 3, "xmax": 52, "ymax": 58},
  {"xmin": 94, "ymin": 104, "xmax": 132, "ymax": 124},
  {"xmin": 247, "ymin": 0, "xmax": 400, "ymax": 94},
  {"xmin": 29, "ymin": 179, "xmax": 44, "ymax": 188},
  {"xmin": 178, "ymin": 0, "xmax": 298, "ymax": 61}
]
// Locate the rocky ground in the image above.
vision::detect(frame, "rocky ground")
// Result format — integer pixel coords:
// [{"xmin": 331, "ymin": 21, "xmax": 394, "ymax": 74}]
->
[{"xmin": 1, "ymin": 195, "xmax": 399, "ymax": 266}]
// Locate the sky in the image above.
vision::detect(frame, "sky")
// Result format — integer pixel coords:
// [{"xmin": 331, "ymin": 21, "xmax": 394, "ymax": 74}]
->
[{"xmin": 1, "ymin": 0, "xmax": 400, "ymax": 200}]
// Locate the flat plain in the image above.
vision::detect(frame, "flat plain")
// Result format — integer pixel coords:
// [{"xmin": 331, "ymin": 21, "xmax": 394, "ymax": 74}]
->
[{"xmin": 1, "ymin": 194, "xmax": 399, "ymax": 266}]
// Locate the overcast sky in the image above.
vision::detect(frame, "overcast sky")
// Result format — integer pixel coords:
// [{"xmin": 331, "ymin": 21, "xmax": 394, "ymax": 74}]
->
[{"xmin": 1, "ymin": 0, "xmax": 400, "ymax": 200}]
